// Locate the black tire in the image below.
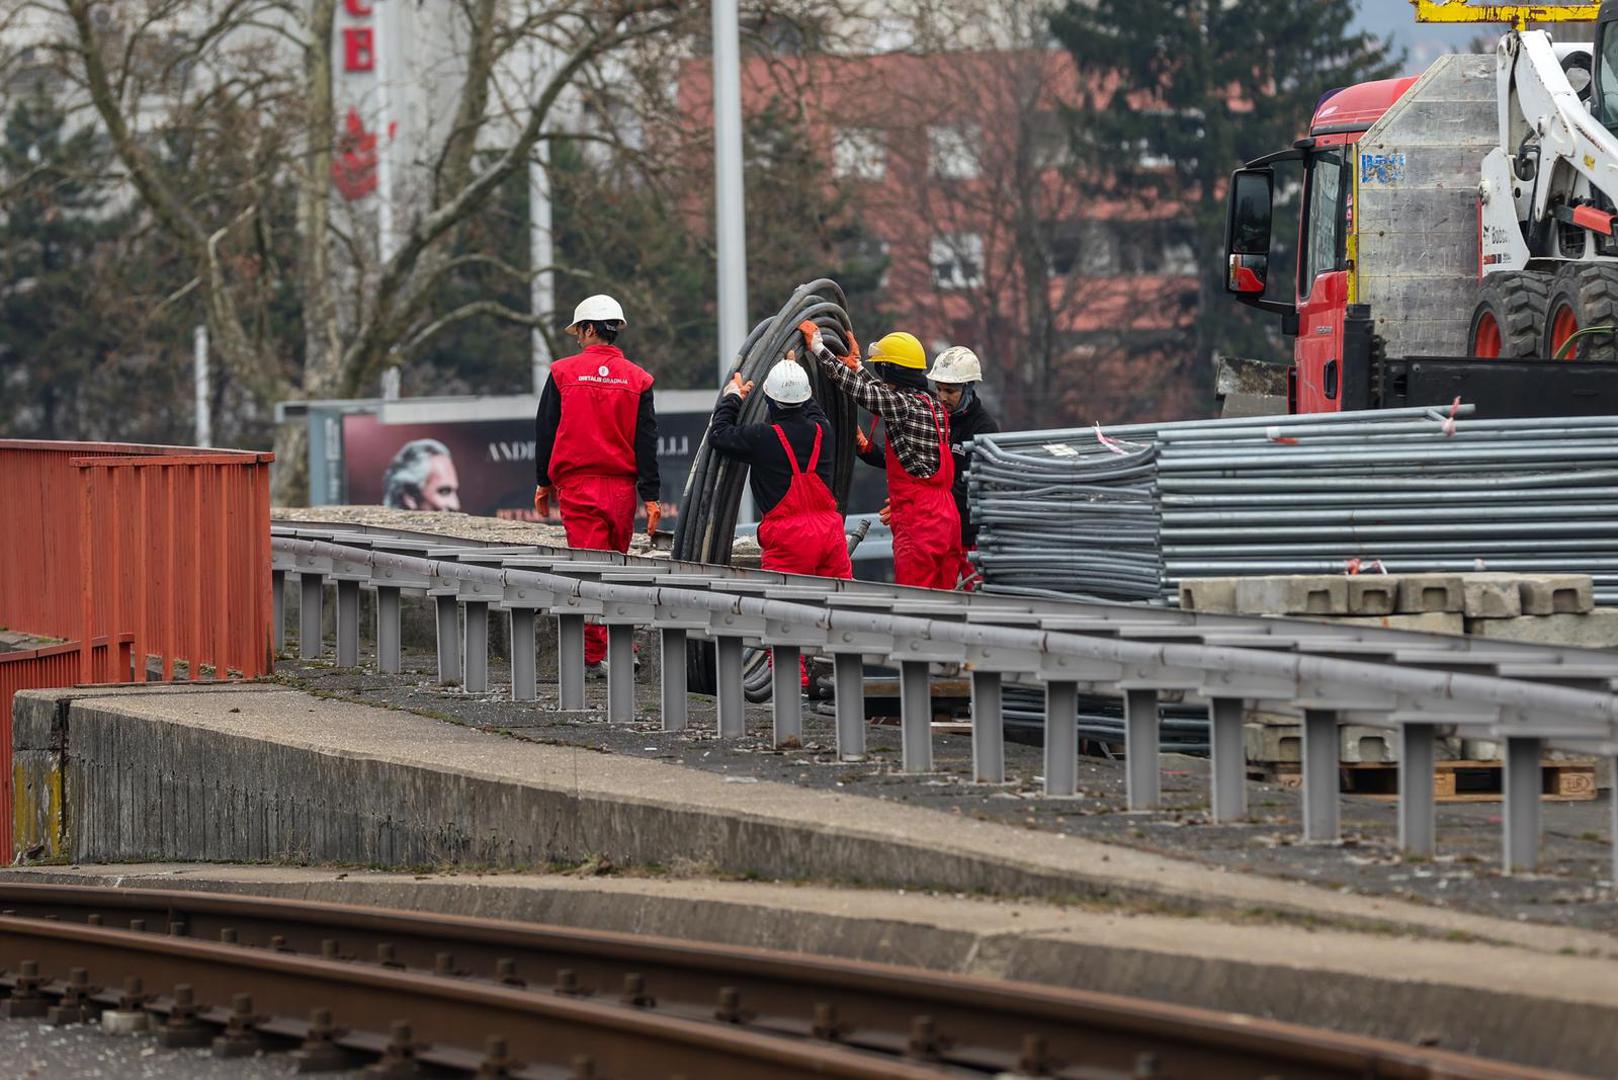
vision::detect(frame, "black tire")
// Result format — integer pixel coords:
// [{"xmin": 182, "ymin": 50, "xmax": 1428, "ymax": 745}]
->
[
  {"xmin": 1467, "ymin": 271, "xmax": 1550, "ymax": 357},
  {"xmin": 1540, "ymin": 262, "xmax": 1618, "ymax": 361}
]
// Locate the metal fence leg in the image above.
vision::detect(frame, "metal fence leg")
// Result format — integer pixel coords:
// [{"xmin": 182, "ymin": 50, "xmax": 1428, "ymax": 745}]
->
[
  {"xmin": 607, "ymin": 623, "xmax": 635, "ymax": 723},
  {"xmin": 335, "ymin": 579, "xmax": 360, "ymax": 668},
  {"xmin": 971, "ymin": 670, "xmax": 1003, "ymax": 784},
  {"xmin": 435, "ymin": 595, "xmax": 460, "ymax": 685},
  {"xmin": 1503, "ymin": 736, "xmax": 1543, "ymax": 874},
  {"xmin": 716, "ymin": 636, "xmax": 745, "ymax": 738},
  {"xmin": 375, "ymin": 586, "xmax": 401, "ymax": 675},
  {"xmin": 509, "ymin": 609, "xmax": 536, "ymax": 702},
  {"xmin": 1302, "ymin": 709, "xmax": 1340, "ymax": 843},
  {"xmin": 271, "ymin": 569, "xmax": 285, "ymax": 654},
  {"xmin": 899, "ymin": 660, "xmax": 932, "ymax": 773},
  {"xmin": 557, "ymin": 614, "xmax": 585, "ymax": 710},
  {"xmin": 1208, "ymin": 697, "xmax": 1245, "ymax": 822},
  {"xmin": 772, "ymin": 645, "xmax": 802, "ymax": 748},
  {"xmin": 298, "ymin": 573, "xmax": 324, "ymax": 660},
  {"xmin": 1125, "ymin": 688, "xmax": 1160, "ymax": 810},
  {"xmin": 1044, "ymin": 680, "xmax": 1078, "ymax": 796},
  {"xmin": 834, "ymin": 653, "xmax": 865, "ymax": 760},
  {"xmin": 463, "ymin": 601, "xmax": 489, "ymax": 693},
  {"xmin": 1399, "ymin": 723, "xmax": 1436, "ymax": 856},
  {"xmin": 661, "ymin": 628, "xmax": 688, "ymax": 732}
]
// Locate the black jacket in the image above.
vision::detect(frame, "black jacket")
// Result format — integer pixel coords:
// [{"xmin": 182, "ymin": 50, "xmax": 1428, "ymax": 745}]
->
[
  {"xmin": 709, "ymin": 396, "xmax": 837, "ymax": 517},
  {"xmin": 947, "ymin": 395, "xmax": 999, "ymax": 547}
]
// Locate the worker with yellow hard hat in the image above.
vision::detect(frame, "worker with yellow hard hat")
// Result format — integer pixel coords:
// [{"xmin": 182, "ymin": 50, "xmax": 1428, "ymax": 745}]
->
[{"xmin": 799, "ymin": 322, "xmax": 963, "ymax": 589}]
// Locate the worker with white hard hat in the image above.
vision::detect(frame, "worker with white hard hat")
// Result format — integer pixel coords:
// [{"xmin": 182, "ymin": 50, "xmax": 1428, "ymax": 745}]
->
[
  {"xmin": 926, "ymin": 346, "xmax": 998, "ymax": 588},
  {"xmin": 534, "ymin": 294, "xmax": 661, "ymax": 676},
  {"xmin": 709, "ymin": 356, "xmax": 853, "ymax": 582}
]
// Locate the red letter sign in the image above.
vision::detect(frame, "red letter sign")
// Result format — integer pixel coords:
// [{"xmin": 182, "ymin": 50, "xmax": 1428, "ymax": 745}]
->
[
  {"xmin": 343, "ymin": 27, "xmax": 374, "ymax": 72},
  {"xmin": 344, "ymin": 0, "xmax": 372, "ymax": 13}
]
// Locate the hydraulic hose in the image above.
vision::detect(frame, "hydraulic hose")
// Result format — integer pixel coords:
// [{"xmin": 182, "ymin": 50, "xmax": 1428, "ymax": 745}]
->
[{"xmin": 674, "ymin": 279, "xmax": 860, "ymax": 693}]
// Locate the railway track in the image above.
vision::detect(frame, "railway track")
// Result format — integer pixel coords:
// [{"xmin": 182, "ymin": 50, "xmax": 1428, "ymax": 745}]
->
[{"xmin": 0, "ymin": 884, "xmax": 1572, "ymax": 1079}]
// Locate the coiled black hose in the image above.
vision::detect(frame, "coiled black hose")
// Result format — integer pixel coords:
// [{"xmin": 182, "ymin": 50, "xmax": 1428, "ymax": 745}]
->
[{"xmin": 673, "ymin": 279, "xmax": 860, "ymax": 693}]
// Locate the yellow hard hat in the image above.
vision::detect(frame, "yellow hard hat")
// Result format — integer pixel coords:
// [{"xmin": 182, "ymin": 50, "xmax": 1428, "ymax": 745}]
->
[{"xmin": 867, "ymin": 331, "xmax": 927, "ymax": 370}]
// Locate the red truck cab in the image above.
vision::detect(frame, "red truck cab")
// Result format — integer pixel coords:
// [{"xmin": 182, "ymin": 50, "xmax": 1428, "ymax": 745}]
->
[{"xmin": 1225, "ymin": 76, "xmax": 1419, "ymax": 413}]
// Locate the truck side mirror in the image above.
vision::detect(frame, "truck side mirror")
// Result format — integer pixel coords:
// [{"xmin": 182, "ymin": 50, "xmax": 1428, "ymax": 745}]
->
[{"xmin": 1225, "ymin": 168, "xmax": 1274, "ymax": 296}]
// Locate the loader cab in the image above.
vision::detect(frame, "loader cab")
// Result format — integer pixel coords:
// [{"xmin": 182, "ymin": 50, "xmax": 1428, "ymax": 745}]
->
[
  {"xmin": 1224, "ymin": 76, "xmax": 1418, "ymax": 413},
  {"xmin": 1594, "ymin": 1, "xmax": 1618, "ymax": 133}
]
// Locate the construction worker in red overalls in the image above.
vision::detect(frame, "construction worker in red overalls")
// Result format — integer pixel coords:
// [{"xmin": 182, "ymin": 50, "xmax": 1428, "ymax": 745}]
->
[
  {"xmin": 533, "ymin": 294, "xmax": 661, "ymax": 676},
  {"xmin": 709, "ymin": 358, "xmax": 852, "ymax": 579},
  {"xmin": 803, "ymin": 323, "xmax": 962, "ymax": 589}
]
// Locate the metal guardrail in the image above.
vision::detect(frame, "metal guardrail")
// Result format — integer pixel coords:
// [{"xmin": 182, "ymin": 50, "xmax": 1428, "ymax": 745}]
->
[{"xmin": 270, "ymin": 522, "xmax": 1618, "ymax": 882}]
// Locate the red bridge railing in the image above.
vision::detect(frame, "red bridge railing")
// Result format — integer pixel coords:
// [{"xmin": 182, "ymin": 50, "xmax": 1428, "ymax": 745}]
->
[{"xmin": 0, "ymin": 440, "xmax": 274, "ymax": 860}]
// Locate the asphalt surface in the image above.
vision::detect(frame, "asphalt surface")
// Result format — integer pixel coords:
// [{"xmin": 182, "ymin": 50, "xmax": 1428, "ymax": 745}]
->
[{"xmin": 273, "ymin": 637, "xmax": 1618, "ymax": 932}]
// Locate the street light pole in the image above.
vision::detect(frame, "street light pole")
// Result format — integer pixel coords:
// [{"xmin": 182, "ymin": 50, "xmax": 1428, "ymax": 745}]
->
[{"xmin": 712, "ymin": 0, "xmax": 747, "ymax": 390}]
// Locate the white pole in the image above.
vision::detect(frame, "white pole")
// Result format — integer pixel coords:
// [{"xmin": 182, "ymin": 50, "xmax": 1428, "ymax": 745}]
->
[
  {"xmin": 530, "ymin": 146, "xmax": 554, "ymax": 393},
  {"xmin": 712, "ymin": 0, "xmax": 747, "ymax": 388},
  {"xmin": 374, "ymin": 0, "xmax": 395, "ymax": 267},
  {"xmin": 193, "ymin": 324, "xmax": 211, "ymax": 448}
]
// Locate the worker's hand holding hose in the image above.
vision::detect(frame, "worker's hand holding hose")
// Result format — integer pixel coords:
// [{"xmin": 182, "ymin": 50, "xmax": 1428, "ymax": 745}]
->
[
  {"xmin": 644, "ymin": 500, "xmax": 663, "ymax": 536},
  {"xmin": 878, "ymin": 499, "xmax": 891, "ymax": 526},
  {"xmin": 799, "ymin": 320, "xmax": 861, "ymax": 370},
  {"xmin": 841, "ymin": 330, "xmax": 861, "ymax": 370},
  {"xmin": 723, "ymin": 372, "xmax": 754, "ymax": 399},
  {"xmin": 855, "ymin": 427, "xmax": 872, "ymax": 455},
  {"xmin": 533, "ymin": 485, "xmax": 552, "ymax": 518}
]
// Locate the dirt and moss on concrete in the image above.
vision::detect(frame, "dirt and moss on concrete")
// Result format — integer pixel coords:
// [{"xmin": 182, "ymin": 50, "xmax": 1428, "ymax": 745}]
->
[{"xmin": 273, "ymin": 643, "xmax": 1618, "ymax": 934}]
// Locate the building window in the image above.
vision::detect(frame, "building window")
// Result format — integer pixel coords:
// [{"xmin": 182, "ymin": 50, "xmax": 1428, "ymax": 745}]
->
[
  {"xmin": 833, "ymin": 129, "xmax": 886, "ymax": 181},
  {"xmin": 931, "ymin": 233, "xmax": 984, "ymax": 289},
  {"xmin": 928, "ymin": 125, "xmax": 979, "ymax": 180}
]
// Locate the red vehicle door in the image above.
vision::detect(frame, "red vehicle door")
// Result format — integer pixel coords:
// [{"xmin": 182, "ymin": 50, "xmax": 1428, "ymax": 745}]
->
[{"xmin": 1294, "ymin": 146, "xmax": 1350, "ymax": 414}]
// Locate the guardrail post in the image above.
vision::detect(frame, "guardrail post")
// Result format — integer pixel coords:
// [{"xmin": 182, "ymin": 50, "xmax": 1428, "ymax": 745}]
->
[
  {"xmin": 1502, "ymin": 736, "xmax": 1543, "ymax": 874},
  {"xmin": 899, "ymin": 660, "xmax": 932, "ymax": 772},
  {"xmin": 1044, "ymin": 680, "xmax": 1078, "ymax": 796},
  {"xmin": 1302, "ymin": 709, "xmax": 1340, "ymax": 842},
  {"xmin": 834, "ymin": 653, "xmax": 865, "ymax": 760},
  {"xmin": 716, "ymin": 636, "xmax": 746, "ymax": 737},
  {"xmin": 509, "ymin": 609, "xmax": 536, "ymax": 701},
  {"xmin": 298, "ymin": 573, "xmax": 324, "ymax": 660},
  {"xmin": 607, "ymin": 624, "xmax": 635, "ymax": 722},
  {"xmin": 1125, "ymin": 688, "xmax": 1159, "ymax": 810},
  {"xmin": 463, "ymin": 601, "xmax": 490, "ymax": 693},
  {"xmin": 1208, "ymin": 697, "xmax": 1245, "ymax": 822},
  {"xmin": 660, "ymin": 628, "xmax": 688, "ymax": 732},
  {"xmin": 1399, "ymin": 723, "xmax": 1436, "ymax": 856},
  {"xmin": 971, "ymin": 670, "xmax": 1003, "ymax": 783},
  {"xmin": 557, "ymin": 614, "xmax": 585, "ymax": 710},
  {"xmin": 335, "ymin": 579, "xmax": 361, "ymax": 668},
  {"xmin": 771, "ymin": 645, "xmax": 801, "ymax": 747},
  {"xmin": 375, "ymin": 586, "xmax": 402, "ymax": 674},
  {"xmin": 271, "ymin": 570, "xmax": 285, "ymax": 654},
  {"xmin": 435, "ymin": 596, "xmax": 461, "ymax": 685}
]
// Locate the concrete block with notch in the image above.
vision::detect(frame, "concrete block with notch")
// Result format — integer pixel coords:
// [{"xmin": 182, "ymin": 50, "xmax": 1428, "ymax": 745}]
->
[
  {"xmin": 1177, "ymin": 578, "xmax": 1238, "ymax": 614},
  {"xmin": 1234, "ymin": 575, "xmax": 1348, "ymax": 616},
  {"xmin": 1394, "ymin": 574, "xmax": 1463, "ymax": 614},
  {"xmin": 1345, "ymin": 576, "xmax": 1399, "ymax": 616},
  {"xmin": 1514, "ymin": 574, "xmax": 1594, "ymax": 616},
  {"xmin": 1467, "ymin": 610, "xmax": 1618, "ymax": 649},
  {"xmin": 1245, "ymin": 722, "xmax": 1407, "ymax": 765},
  {"xmin": 1460, "ymin": 575, "xmax": 1522, "ymax": 619}
]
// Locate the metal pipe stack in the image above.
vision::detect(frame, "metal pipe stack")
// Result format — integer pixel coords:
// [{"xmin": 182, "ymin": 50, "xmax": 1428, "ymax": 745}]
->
[{"xmin": 972, "ymin": 407, "xmax": 1618, "ymax": 605}]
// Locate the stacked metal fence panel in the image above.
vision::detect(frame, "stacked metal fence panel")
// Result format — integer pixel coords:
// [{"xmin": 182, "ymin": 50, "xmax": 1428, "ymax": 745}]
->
[{"xmin": 972, "ymin": 407, "xmax": 1618, "ymax": 605}]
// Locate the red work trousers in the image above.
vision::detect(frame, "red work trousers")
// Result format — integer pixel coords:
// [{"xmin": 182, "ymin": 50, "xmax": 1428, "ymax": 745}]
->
[{"xmin": 556, "ymin": 473, "xmax": 638, "ymax": 664}]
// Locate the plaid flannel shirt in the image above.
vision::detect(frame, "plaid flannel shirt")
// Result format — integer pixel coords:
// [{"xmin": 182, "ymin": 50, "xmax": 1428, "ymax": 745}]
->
[{"xmin": 812, "ymin": 349, "xmax": 944, "ymax": 478}]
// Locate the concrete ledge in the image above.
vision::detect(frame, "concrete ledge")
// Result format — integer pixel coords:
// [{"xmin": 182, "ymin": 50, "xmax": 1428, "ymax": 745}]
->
[{"xmin": 2, "ymin": 863, "xmax": 1614, "ymax": 1078}]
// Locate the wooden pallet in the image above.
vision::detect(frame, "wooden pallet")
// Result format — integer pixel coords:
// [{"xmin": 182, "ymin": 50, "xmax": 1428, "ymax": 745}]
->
[{"xmin": 1265, "ymin": 760, "xmax": 1597, "ymax": 802}]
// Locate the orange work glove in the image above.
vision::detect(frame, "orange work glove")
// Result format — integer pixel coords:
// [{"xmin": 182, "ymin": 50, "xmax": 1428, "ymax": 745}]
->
[
  {"xmin": 723, "ymin": 372, "xmax": 753, "ymax": 399},
  {"xmin": 841, "ymin": 330, "xmax": 861, "ymax": 370},
  {"xmin": 533, "ymin": 485, "xmax": 552, "ymax": 518},
  {"xmin": 797, "ymin": 319, "xmax": 824, "ymax": 355},
  {"xmin": 644, "ymin": 500, "xmax": 663, "ymax": 536},
  {"xmin": 855, "ymin": 427, "xmax": 872, "ymax": 455},
  {"xmin": 878, "ymin": 498, "xmax": 891, "ymax": 526}
]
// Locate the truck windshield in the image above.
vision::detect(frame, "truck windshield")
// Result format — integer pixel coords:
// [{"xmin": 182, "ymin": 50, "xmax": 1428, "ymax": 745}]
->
[{"xmin": 1301, "ymin": 152, "xmax": 1343, "ymax": 296}]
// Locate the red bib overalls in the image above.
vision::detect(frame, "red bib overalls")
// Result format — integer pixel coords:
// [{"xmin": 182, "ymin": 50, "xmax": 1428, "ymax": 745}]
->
[
  {"xmin": 886, "ymin": 396, "xmax": 963, "ymax": 590},
  {"xmin": 756, "ymin": 424, "xmax": 853, "ymax": 580}
]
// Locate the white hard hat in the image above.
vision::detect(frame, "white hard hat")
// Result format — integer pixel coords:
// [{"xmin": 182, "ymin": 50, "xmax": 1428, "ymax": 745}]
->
[
  {"xmin": 567, "ymin": 294, "xmax": 626, "ymax": 329},
  {"xmin": 762, "ymin": 359, "xmax": 812, "ymax": 405},
  {"xmin": 926, "ymin": 346, "xmax": 983, "ymax": 384}
]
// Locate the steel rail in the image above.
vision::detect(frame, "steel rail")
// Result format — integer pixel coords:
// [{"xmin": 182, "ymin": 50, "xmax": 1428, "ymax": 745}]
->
[
  {"xmin": 0, "ymin": 885, "xmax": 1577, "ymax": 1080},
  {"xmin": 267, "ymin": 527, "xmax": 1618, "ymax": 876}
]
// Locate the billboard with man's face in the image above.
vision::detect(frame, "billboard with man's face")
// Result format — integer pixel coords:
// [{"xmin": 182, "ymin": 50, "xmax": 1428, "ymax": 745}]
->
[{"xmin": 341, "ymin": 409, "xmax": 709, "ymax": 524}]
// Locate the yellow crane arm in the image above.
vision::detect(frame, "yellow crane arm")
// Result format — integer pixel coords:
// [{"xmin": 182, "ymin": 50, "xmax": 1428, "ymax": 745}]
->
[{"xmin": 1411, "ymin": 0, "xmax": 1599, "ymax": 32}]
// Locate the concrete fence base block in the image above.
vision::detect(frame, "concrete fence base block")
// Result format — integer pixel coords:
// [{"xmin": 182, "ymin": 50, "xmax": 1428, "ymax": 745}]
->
[
  {"xmin": 1395, "ymin": 575, "xmax": 1464, "ymax": 614},
  {"xmin": 1345, "ymin": 576, "xmax": 1399, "ymax": 616},
  {"xmin": 1234, "ymin": 576, "xmax": 1348, "ymax": 616},
  {"xmin": 1177, "ymin": 579, "xmax": 1237, "ymax": 614},
  {"xmin": 1460, "ymin": 576, "xmax": 1522, "ymax": 620}
]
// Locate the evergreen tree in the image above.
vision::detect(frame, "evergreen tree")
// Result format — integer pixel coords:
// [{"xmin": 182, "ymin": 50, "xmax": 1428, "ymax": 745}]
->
[{"xmin": 1050, "ymin": 0, "xmax": 1400, "ymax": 392}]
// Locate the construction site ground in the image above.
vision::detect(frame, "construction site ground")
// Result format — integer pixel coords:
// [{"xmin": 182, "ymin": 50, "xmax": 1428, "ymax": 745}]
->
[{"xmin": 270, "ymin": 640, "xmax": 1618, "ymax": 934}]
